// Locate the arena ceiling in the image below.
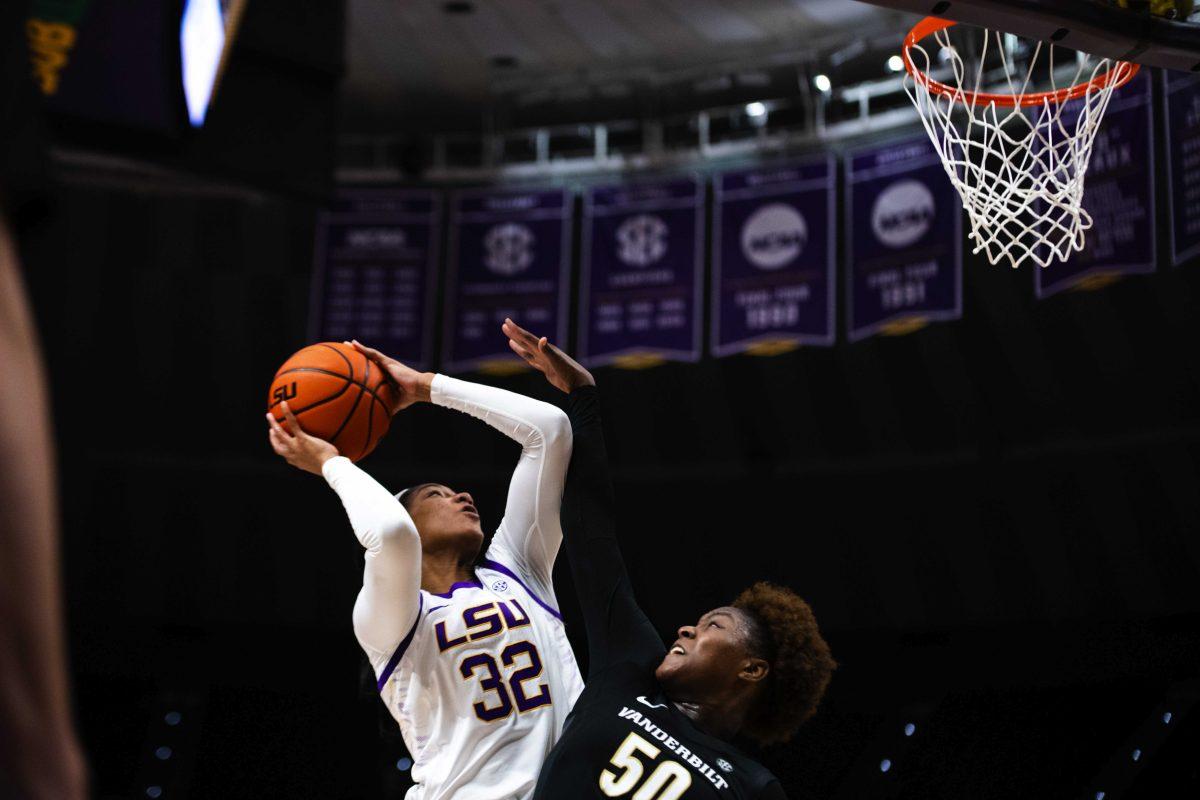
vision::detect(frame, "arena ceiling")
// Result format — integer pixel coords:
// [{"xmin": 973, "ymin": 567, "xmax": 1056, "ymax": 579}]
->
[{"xmin": 341, "ymin": 0, "xmax": 914, "ymax": 132}]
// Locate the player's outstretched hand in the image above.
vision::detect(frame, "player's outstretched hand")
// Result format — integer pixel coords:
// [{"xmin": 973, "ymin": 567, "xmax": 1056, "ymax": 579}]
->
[
  {"xmin": 502, "ymin": 318, "xmax": 595, "ymax": 394},
  {"xmin": 348, "ymin": 340, "xmax": 433, "ymax": 414},
  {"xmin": 266, "ymin": 401, "xmax": 340, "ymax": 475}
]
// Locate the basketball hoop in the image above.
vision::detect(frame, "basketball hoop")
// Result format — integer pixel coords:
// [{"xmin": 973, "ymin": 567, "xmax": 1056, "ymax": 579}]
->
[{"xmin": 902, "ymin": 16, "xmax": 1140, "ymax": 269}]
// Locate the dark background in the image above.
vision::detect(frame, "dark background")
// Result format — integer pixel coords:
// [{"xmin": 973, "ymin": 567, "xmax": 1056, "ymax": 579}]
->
[
  {"xmin": 19, "ymin": 170, "xmax": 1200, "ymax": 799},
  {"xmin": 7, "ymin": 0, "xmax": 1200, "ymax": 798}
]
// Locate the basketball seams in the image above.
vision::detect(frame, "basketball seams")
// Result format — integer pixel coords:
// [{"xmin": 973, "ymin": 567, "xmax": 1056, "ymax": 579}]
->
[
  {"xmin": 270, "ymin": 367, "xmax": 395, "ymax": 411},
  {"xmin": 268, "ymin": 375, "xmax": 352, "ymax": 419},
  {"xmin": 317, "ymin": 342, "xmax": 356, "ymax": 381},
  {"xmin": 330, "ymin": 386, "xmax": 366, "ymax": 456}
]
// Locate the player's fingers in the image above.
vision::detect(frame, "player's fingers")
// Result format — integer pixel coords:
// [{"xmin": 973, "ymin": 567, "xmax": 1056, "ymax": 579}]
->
[
  {"xmin": 504, "ymin": 318, "xmax": 541, "ymax": 347},
  {"xmin": 351, "ymin": 340, "xmax": 389, "ymax": 364},
  {"xmin": 266, "ymin": 411, "xmax": 291, "ymax": 439},
  {"xmin": 280, "ymin": 401, "xmax": 303, "ymax": 437},
  {"xmin": 508, "ymin": 338, "xmax": 539, "ymax": 366},
  {"xmin": 268, "ymin": 428, "xmax": 289, "ymax": 456}
]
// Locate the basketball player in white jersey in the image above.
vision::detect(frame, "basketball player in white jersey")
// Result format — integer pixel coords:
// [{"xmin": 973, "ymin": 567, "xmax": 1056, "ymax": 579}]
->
[{"xmin": 265, "ymin": 337, "xmax": 584, "ymax": 800}]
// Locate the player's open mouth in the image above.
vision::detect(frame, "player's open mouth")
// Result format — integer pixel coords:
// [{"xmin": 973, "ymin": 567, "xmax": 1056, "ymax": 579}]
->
[{"xmin": 670, "ymin": 644, "xmax": 686, "ymax": 656}]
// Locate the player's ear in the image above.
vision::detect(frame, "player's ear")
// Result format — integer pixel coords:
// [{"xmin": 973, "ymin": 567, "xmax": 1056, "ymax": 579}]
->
[{"xmin": 739, "ymin": 657, "xmax": 769, "ymax": 684}]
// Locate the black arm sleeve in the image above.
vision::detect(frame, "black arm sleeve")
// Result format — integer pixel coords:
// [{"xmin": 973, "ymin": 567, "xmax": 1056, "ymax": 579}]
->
[{"xmin": 562, "ymin": 386, "xmax": 665, "ymax": 677}]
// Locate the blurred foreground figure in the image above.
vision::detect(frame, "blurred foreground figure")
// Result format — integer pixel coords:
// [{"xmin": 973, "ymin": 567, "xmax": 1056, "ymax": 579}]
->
[
  {"xmin": 0, "ymin": 3, "xmax": 87, "ymax": 797},
  {"xmin": 0, "ymin": 216, "xmax": 87, "ymax": 800}
]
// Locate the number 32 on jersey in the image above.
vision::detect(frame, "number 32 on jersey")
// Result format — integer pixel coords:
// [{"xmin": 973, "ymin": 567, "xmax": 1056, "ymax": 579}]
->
[{"xmin": 600, "ymin": 732, "xmax": 693, "ymax": 800}]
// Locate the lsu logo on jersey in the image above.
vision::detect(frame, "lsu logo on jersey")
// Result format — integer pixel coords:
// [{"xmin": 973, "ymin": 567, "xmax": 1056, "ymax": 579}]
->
[
  {"xmin": 435, "ymin": 599, "xmax": 531, "ymax": 652},
  {"xmin": 435, "ymin": 599, "xmax": 551, "ymax": 722}
]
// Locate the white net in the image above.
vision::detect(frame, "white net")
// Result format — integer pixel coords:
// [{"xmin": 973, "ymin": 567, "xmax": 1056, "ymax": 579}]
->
[{"xmin": 903, "ymin": 21, "xmax": 1138, "ymax": 269}]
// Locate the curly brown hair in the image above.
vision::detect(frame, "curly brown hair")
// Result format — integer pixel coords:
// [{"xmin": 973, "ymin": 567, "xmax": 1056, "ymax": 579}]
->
[{"xmin": 732, "ymin": 581, "xmax": 835, "ymax": 745}]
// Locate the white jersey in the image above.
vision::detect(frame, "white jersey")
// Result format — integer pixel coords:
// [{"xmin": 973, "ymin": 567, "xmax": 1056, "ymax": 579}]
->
[
  {"xmin": 381, "ymin": 542, "xmax": 583, "ymax": 800},
  {"xmin": 321, "ymin": 374, "xmax": 584, "ymax": 800}
]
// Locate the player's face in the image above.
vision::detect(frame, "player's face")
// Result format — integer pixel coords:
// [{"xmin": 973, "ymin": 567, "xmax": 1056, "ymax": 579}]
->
[
  {"xmin": 655, "ymin": 607, "xmax": 765, "ymax": 697},
  {"xmin": 407, "ymin": 483, "xmax": 485, "ymax": 556}
]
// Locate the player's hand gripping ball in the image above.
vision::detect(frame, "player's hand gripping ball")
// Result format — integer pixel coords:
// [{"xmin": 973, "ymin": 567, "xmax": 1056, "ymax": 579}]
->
[{"xmin": 266, "ymin": 342, "xmax": 400, "ymax": 462}]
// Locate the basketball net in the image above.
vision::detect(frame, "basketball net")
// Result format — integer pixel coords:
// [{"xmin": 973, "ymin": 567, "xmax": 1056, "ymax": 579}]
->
[{"xmin": 902, "ymin": 18, "xmax": 1139, "ymax": 269}]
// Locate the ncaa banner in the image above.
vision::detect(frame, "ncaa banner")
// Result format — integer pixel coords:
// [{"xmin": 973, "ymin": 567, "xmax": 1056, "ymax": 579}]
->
[
  {"xmin": 1035, "ymin": 71, "xmax": 1155, "ymax": 298},
  {"xmin": 310, "ymin": 187, "xmax": 440, "ymax": 369},
  {"xmin": 712, "ymin": 157, "xmax": 837, "ymax": 355},
  {"xmin": 579, "ymin": 176, "xmax": 704, "ymax": 367},
  {"xmin": 1163, "ymin": 70, "xmax": 1200, "ymax": 266},
  {"xmin": 444, "ymin": 187, "xmax": 572, "ymax": 373},
  {"xmin": 845, "ymin": 136, "xmax": 961, "ymax": 341}
]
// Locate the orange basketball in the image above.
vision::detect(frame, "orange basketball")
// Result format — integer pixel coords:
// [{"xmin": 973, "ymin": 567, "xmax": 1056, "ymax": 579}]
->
[{"xmin": 267, "ymin": 342, "xmax": 399, "ymax": 462}]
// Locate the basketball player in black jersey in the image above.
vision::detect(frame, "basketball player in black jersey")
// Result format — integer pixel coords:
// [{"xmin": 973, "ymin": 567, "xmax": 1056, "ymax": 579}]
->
[{"xmin": 502, "ymin": 320, "xmax": 836, "ymax": 800}]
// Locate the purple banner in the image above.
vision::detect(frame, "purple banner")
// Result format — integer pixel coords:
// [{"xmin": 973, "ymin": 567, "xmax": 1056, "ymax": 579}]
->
[
  {"xmin": 1163, "ymin": 70, "xmax": 1200, "ymax": 267},
  {"xmin": 845, "ymin": 136, "xmax": 962, "ymax": 341},
  {"xmin": 1035, "ymin": 72, "xmax": 1155, "ymax": 298},
  {"xmin": 444, "ymin": 187, "xmax": 572, "ymax": 372},
  {"xmin": 310, "ymin": 188, "xmax": 440, "ymax": 369},
  {"xmin": 579, "ymin": 177, "xmax": 703, "ymax": 366},
  {"xmin": 712, "ymin": 157, "xmax": 836, "ymax": 355}
]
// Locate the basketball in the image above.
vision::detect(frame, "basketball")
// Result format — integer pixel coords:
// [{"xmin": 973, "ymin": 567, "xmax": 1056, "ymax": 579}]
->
[{"xmin": 266, "ymin": 342, "xmax": 399, "ymax": 462}]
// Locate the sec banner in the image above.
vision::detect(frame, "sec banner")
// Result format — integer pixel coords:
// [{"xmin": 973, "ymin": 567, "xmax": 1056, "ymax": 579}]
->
[
  {"xmin": 444, "ymin": 187, "xmax": 572, "ymax": 373},
  {"xmin": 712, "ymin": 157, "xmax": 836, "ymax": 355},
  {"xmin": 1163, "ymin": 70, "xmax": 1200, "ymax": 267},
  {"xmin": 845, "ymin": 136, "xmax": 961, "ymax": 341},
  {"xmin": 310, "ymin": 188, "xmax": 440, "ymax": 369},
  {"xmin": 579, "ymin": 176, "xmax": 704, "ymax": 367},
  {"xmin": 1035, "ymin": 71, "xmax": 1155, "ymax": 297}
]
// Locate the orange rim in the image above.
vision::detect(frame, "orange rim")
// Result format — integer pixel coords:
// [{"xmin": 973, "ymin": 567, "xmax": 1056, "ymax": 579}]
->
[{"xmin": 902, "ymin": 16, "xmax": 1139, "ymax": 108}]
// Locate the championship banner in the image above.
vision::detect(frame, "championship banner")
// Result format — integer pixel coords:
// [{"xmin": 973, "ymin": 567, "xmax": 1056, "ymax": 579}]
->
[
  {"xmin": 443, "ymin": 187, "xmax": 572, "ymax": 373},
  {"xmin": 310, "ymin": 188, "xmax": 440, "ymax": 369},
  {"xmin": 712, "ymin": 157, "xmax": 836, "ymax": 356},
  {"xmin": 1035, "ymin": 71, "xmax": 1155, "ymax": 298},
  {"xmin": 1163, "ymin": 70, "xmax": 1200, "ymax": 267},
  {"xmin": 845, "ymin": 136, "xmax": 961, "ymax": 341},
  {"xmin": 579, "ymin": 176, "xmax": 703, "ymax": 367}
]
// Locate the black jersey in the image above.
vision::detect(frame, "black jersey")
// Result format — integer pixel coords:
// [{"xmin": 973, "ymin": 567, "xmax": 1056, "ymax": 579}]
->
[{"xmin": 533, "ymin": 388, "xmax": 786, "ymax": 800}]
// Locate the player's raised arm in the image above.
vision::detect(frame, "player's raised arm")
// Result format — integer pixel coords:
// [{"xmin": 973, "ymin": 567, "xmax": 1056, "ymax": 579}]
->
[
  {"xmin": 352, "ymin": 339, "xmax": 572, "ymax": 595},
  {"xmin": 504, "ymin": 320, "xmax": 665, "ymax": 677},
  {"xmin": 266, "ymin": 403, "xmax": 421, "ymax": 661}
]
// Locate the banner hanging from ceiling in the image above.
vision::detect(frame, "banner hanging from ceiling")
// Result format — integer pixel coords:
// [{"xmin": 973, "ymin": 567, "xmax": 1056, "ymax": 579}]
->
[
  {"xmin": 310, "ymin": 188, "xmax": 440, "ymax": 369},
  {"xmin": 1034, "ymin": 71, "xmax": 1156, "ymax": 298},
  {"xmin": 444, "ymin": 187, "xmax": 572, "ymax": 373},
  {"xmin": 712, "ymin": 157, "xmax": 837, "ymax": 356},
  {"xmin": 845, "ymin": 135, "xmax": 961, "ymax": 341},
  {"xmin": 1163, "ymin": 70, "xmax": 1200, "ymax": 268},
  {"xmin": 579, "ymin": 176, "xmax": 704, "ymax": 367}
]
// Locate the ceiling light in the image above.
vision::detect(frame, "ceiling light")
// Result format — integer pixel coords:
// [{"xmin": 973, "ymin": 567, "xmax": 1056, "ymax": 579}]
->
[
  {"xmin": 813, "ymin": 74, "xmax": 831, "ymax": 93},
  {"xmin": 888, "ymin": 55, "xmax": 904, "ymax": 72},
  {"xmin": 745, "ymin": 101, "xmax": 767, "ymax": 118}
]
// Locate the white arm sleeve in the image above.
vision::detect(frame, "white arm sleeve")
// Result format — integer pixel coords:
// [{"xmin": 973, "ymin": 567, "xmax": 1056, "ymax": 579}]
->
[
  {"xmin": 322, "ymin": 456, "xmax": 422, "ymax": 665},
  {"xmin": 430, "ymin": 374, "xmax": 572, "ymax": 592}
]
